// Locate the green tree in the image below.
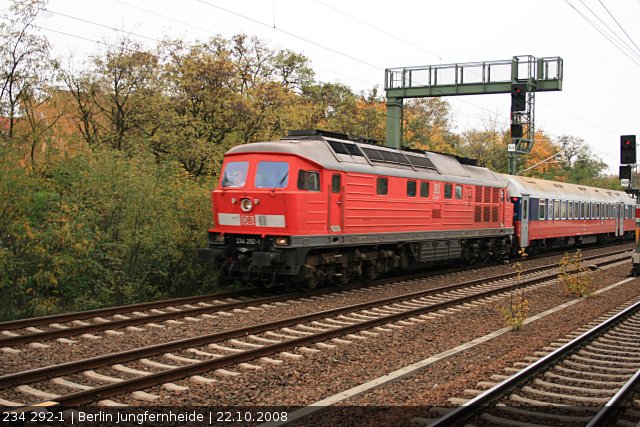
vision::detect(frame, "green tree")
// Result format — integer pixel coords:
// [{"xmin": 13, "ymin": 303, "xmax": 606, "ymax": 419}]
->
[{"xmin": 0, "ymin": 0, "xmax": 54, "ymax": 139}]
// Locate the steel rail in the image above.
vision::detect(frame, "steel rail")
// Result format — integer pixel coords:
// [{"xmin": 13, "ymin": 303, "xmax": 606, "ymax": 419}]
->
[
  {"xmin": 586, "ymin": 367, "xmax": 640, "ymax": 427},
  {"xmin": 429, "ymin": 298, "xmax": 640, "ymax": 427},
  {"xmin": 1, "ymin": 244, "xmax": 629, "ymax": 331},
  {"xmin": 0, "ymin": 249, "xmax": 627, "ymax": 348},
  {"xmin": 1, "ymin": 252, "xmax": 627, "ymax": 405}
]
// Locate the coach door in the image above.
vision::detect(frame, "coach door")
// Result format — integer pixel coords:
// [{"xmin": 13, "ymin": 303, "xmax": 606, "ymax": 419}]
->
[
  {"xmin": 328, "ymin": 173, "xmax": 343, "ymax": 232},
  {"xmin": 616, "ymin": 203, "xmax": 624, "ymax": 236},
  {"xmin": 520, "ymin": 195, "xmax": 530, "ymax": 247}
]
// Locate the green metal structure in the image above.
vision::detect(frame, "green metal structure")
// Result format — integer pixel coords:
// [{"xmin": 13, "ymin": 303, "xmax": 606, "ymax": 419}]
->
[{"xmin": 384, "ymin": 55, "xmax": 563, "ymax": 174}]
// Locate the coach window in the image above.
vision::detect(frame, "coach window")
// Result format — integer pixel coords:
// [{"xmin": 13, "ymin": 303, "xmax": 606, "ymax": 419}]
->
[
  {"xmin": 420, "ymin": 182, "xmax": 430, "ymax": 198},
  {"xmin": 376, "ymin": 177, "xmax": 388, "ymax": 195},
  {"xmin": 523, "ymin": 199, "xmax": 528, "ymax": 220},
  {"xmin": 444, "ymin": 183, "xmax": 453, "ymax": 199},
  {"xmin": 568, "ymin": 201, "xmax": 573, "ymax": 219},
  {"xmin": 407, "ymin": 180, "xmax": 417, "ymax": 197},
  {"xmin": 561, "ymin": 201, "xmax": 567, "ymax": 219},
  {"xmin": 455, "ymin": 184, "xmax": 463, "ymax": 199},
  {"xmin": 554, "ymin": 200, "xmax": 561, "ymax": 220},
  {"xmin": 548, "ymin": 200, "xmax": 554, "ymax": 220},
  {"xmin": 574, "ymin": 201, "xmax": 580, "ymax": 219},
  {"xmin": 297, "ymin": 170, "xmax": 320, "ymax": 191},
  {"xmin": 331, "ymin": 174, "xmax": 341, "ymax": 193},
  {"xmin": 539, "ymin": 200, "xmax": 546, "ymax": 220},
  {"xmin": 581, "ymin": 202, "xmax": 586, "ymax": 219}
]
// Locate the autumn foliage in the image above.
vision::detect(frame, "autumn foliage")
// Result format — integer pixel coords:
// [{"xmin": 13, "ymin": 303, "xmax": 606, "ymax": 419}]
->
[{"xmin": 0, "ymin": 0, "xmax": 618, "ymax": 319}]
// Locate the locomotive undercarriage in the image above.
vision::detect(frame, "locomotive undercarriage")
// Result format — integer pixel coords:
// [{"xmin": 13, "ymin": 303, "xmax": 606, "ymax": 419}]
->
[{"xmin": 213, "ymin": 236, "xmax": 512, "ymax": 290}]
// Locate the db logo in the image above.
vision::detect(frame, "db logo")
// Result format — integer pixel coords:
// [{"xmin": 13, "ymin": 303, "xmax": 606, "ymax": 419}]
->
[{"xmin": 241, "ymin": 215, "xmax": 255, "ymax": 225}]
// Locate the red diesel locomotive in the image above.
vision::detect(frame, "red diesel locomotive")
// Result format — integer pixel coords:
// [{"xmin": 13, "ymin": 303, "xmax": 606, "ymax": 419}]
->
[{"xmin": 199, "ymin": 130, "xmax": 635, "ymax": 289}]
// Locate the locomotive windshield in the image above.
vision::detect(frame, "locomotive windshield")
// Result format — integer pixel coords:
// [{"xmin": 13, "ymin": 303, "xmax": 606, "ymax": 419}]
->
[
  {"xmin": 221, "ymin": 161, "xmax": 249, "ymax": 188},
  {"xmin": 255, "ymin": 161, "xmax": 289, "ymax": 188}
]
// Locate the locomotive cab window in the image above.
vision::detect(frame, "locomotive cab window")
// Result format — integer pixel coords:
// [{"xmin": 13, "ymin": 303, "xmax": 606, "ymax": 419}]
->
[
  {"xmin": 297, "ymin": 170, "xmax": 320, "ymax": 191},
  {"xmin": 331, "ymin": 174, "xmax": 341, "ymax": 193},
  {"xmin": 221, "ymin": 161, "xmax": 249, "ymax": 188},
  {"xmin": 455, "ymin": 184, "xmax": 463, "ymax": 199},
  {"xmin": 376, "ymin": 177, "xmax": 388, "ymax": 195},
  {"xmin": 420, "ymin": 182, "xmax": 430, "ymax": 198},
  {"xmin": 444, "ymin": 183, "xmax": 453, "ymax": 199},
  {"xmin": 539, "ymin": 200, "xmax": 546, "ymax": 220},
  {"xmin": 407, "ymin": 180, "xmax": 417, "ymax": 197},
  {"xmin": 255, "ymin": 161, "xmax": 289, "ymax": 188}
]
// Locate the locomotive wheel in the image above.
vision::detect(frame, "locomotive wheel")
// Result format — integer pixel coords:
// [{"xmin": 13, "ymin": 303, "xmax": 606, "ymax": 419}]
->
[
  {"xmin": 362, "ymin": 260, "xmax": 378, "ymax": 282},
  {"xmin": 301, "ymin": 264, "xmax": 320, "ymax": 290}
]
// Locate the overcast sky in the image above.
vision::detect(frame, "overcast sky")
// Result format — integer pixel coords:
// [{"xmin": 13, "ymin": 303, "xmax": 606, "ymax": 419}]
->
[{"xmin": 3, "ymin": 0, "xmax": 639, "ymax": 174}]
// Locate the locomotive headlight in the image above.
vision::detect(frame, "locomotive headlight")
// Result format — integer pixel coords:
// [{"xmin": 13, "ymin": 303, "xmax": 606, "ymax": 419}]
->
[
  {"xmin": 240, "ymin": 198, "xmax": 253, "ymax": 212},
  {"xmin": 274, "ymin": 237, "xmax": 290, "ymax": 246},
  {"xmin": 209, "ymin": 232, "xmax": 225, "ymax": 245}
]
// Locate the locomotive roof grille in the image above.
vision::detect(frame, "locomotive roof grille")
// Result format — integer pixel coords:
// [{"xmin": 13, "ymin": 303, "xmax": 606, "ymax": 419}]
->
[
  {"xmin": 360, "ymin": 146, "xmax": 436, "ymax": 170},
  {"xmin": 327, "ymin": 140, "xmax": 365, "ymax": 157}
]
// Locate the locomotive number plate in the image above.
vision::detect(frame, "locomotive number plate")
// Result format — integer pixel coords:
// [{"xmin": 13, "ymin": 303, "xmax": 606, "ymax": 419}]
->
[
  {"xmin": 235, "ymin": 237, "xmax": 261, "ymax": 245},
  {"xmin": 241, "ymin": 215, "xmax": 255, "ymax": 225}
]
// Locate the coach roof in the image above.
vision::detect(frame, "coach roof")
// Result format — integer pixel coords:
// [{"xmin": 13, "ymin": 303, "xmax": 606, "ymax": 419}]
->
[{"xmin": 503, "ymin": 174, "xmax": 634, "ymax": 204}]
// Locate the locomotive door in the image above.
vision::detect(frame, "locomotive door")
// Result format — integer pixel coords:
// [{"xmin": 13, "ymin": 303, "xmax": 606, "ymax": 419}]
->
[
  {"xmin": 328, "ymin": 173, "xmax": 343, "ymax": 233},
  {"xmin": 520, "ymin": 195, "xmax": 530, "ymax": 247}
]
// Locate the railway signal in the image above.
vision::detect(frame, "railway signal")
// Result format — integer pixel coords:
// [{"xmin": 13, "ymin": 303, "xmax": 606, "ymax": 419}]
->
[
  {"xmin": 620, "ymin": 135, "xmax": 636, "ymax": 164},
  {"xmin": 620, "ymin": 165, "xmax": 631, "ymax": 180},
  {"xmin": 511, "ymin": 84, "xmax": 527, "ymax": 112}
]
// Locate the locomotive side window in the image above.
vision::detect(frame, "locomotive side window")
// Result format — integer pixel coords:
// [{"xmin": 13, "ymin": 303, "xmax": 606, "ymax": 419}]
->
[
  {"xmin": 297, "ymin": 170, "xmax": 320, "ymax": 191},
  {"xmin": 420, "ymin": 182, "xmax": 430, "ymax": 198},
  {"xmin": 539, "ymin": 200, "xmax": 546, "ymax": 220},
  {"xmin": 377, "ymin": 177, "xmax": 388, "ymax": 195},
  {"xmin": 331, "ymin": 174, "xmax": 341, "ymax": 193},
  {"xmin": 255, "ymin": 161, "xmax": 289, "ymax": 188},
  {"xmin": 407, "ymin": 180, "xmax": 417, "ymax": 197},
  {"xmin": 221, "ymin": 161, "xmax": 249, "ymax": 188},
  {"xmin": 455, "ymin": 185, "xmax": 463, "ymax": 199},
  {"xmin": 444, "ymin": 184, "xmax": 453, "ymax": 199}
]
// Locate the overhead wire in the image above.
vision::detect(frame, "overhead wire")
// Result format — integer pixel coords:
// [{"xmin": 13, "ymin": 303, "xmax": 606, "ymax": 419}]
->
[
  {"xmin": 597, "ymin": 0, "xmax": 640, "ymax": 58},
  {"xmin": 13, "ymin": 0, "xmax": 623, "ymax": 163},
  {"xmin": 575, "ymin": 0, "xmax": 640, "ymax": 61},
  {"xmin": 564, "ymin": 0, "xmax": 640, "ymax": 66}
]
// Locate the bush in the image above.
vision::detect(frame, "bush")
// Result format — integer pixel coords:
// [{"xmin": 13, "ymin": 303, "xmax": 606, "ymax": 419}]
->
[{"xmin": 0, "ymin": 147, "xmax": 218, "ymax": 320}]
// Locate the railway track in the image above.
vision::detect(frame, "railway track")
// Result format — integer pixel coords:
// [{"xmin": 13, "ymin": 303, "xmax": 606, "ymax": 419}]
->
[
  {"xmin": 0, "ymin": 248, "xmax": 630, "ymax": 350},
  {"xmin": 0, "ymin": 250, "xmax": 628, "ymax": 407},
  {"xmin": 421, "ymin": 298, "xmax": 640, "ymax": 426}
]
